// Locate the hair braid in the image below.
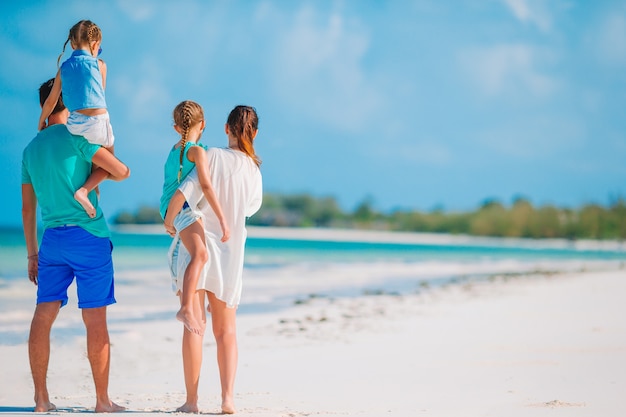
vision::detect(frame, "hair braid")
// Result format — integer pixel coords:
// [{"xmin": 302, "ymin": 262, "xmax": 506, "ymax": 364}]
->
[
  {"xmin": 57, "ymin": 37, "xmax": 70, "ymax": 68},
  {"xmin": 57, "ymin": 20, "xmax": 102, "ymax": 67},
  {"xmin": 86, "ymin": 23, "xmax": 101, "ymax": 55},
  {"xmin": 173, "ymin": 100, "xmax": 205, "ymax": 183},
  {"xmin": 177, "ymin": 104, "xmax": 192, "ymax": 182}
]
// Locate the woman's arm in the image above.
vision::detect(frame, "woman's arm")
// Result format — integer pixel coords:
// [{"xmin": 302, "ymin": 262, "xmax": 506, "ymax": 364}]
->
[
  {"xmin": 38, "ymin": 71, "xmax": 62, "ymax": 131},
  {"xmin": 164, "ymin": 190, "xmax": 186, "ymax": 236},
  {"xmin": 187, "ymin": 147, "xmax": 230, "ymax": 242}
]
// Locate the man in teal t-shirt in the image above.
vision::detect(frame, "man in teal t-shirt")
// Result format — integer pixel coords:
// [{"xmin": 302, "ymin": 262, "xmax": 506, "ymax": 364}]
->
[
  {"xmin": 21, "ymin": 78, "xmax": 129, "ymax": 413},
  {"xmin": 22, "ymin": 117, "xmax": 109, "ymax": 237}
]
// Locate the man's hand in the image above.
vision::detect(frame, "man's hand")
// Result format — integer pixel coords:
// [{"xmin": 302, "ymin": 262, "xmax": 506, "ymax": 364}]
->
[{"xmin": 28, "ymin": 255, "xmax": 38, "ymax": 285}]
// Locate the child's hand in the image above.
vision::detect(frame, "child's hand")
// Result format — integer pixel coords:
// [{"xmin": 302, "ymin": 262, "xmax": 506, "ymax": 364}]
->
[
  {"xmin": 220, "ymin": 223, "xmax": 230, "ymax": 243},
  {"xmin": 164, "ymin": 222, "xmax": 176, "ymax": 237},
  {"xmin": 38, "ymin": 119, "xmax": 47, "ymax": 131}
]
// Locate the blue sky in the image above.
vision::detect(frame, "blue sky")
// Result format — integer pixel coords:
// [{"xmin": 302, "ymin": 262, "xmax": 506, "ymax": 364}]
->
[{"xmin": 2, "ymin": 0, "xmax": 625, "ymax": 227}]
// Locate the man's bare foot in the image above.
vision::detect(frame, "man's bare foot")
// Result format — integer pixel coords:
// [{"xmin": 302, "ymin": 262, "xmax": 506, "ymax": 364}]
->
[
  {"xmin": 34, "ymin": 400, "xmax": 56, "ymax": 412},
  {"xmin": 176, "ymin": 402, "xmax": 199, "ymax": 413},
  {"xmin": 176, "ymin": 307, "xmax": 203, "ymax": 335},
  {"xmin": 95, "ymin": 400, "xmax": 125, "ymax": 413},
  {"xmin": 74, "ymin": 187, "xmax": 96, "ymax": 218},
  {"xmin": 221, "ymin": 398, "xmax": 236, "ymax": 414}
]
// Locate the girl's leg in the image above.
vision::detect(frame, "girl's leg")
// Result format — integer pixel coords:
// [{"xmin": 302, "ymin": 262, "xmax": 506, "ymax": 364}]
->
[
  {"xmin": 207, "ymin": 292, "xmax": 238, "ymax": 414},
  {"xmin": 74, "ymin": 146, "xmax": 114, "ymax": 218},
  {"xmin": 177, "ymin": 290, "xmax": 207, "ymax": 413},
  {"xmin": 74, "ymin": 168, "xmax": 108, "ymax": 218},
  {"xmin": 177, "ymin": 220, "xmax": 208, "ymax": 335}
]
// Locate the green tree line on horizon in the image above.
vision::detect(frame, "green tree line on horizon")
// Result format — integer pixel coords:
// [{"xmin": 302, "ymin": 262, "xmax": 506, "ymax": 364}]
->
[{"xmin": 113, "ymin": 193, "xmax": 626, "ymax": 240}]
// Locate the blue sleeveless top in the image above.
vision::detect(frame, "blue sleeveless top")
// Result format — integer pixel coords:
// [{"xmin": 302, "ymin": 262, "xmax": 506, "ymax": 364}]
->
[
  {"xmin": 60, "ymin": 50, "xmax": 107, "ymax": 111},
  {"xmin": 160, "ymin": 141, "xmax": 208, "ymax": 219}
]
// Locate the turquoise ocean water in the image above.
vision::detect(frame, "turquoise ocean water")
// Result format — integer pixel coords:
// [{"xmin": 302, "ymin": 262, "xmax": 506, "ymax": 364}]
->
[
  {"xmin": 2, "ymin": 225, "xmax": 625, "ymax": 280},
  {"xmin": 1, "ymin": 226, "xmax": 625, "ymax": 345}
]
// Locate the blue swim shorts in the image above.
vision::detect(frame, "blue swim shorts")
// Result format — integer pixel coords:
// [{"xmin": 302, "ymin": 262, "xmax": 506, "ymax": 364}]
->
[{"xmin": 37, "ymin": 226, "xmax": 116, "ymax": 309}]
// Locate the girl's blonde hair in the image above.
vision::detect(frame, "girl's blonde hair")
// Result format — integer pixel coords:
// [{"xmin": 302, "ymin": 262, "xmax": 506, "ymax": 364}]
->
[
  {"xmin": 173, "ymin": 100, "xmax": 204, "ymax": 182},
  {"xmin": 227, "ymin": 105, "xmax": 261, "ymax": 167},
  {"xmin": 57, "ymin": 20, "xmax": 102, "ymax": 68}
]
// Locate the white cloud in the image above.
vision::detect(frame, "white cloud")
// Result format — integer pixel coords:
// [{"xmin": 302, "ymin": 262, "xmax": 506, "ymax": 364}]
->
[
  {"xmin": 476, "ymin": 116, "xmax": 585, "ymax": 159},
  {"xmin": 460, "ymin": 43, "xmax": 558, "ymax": 97},
  {"xmin": 115, "ymin": 0, "xmax": 155, "ymax": 21},
  {"xmin": 270, "ymin": 5, "xmax": 383, "ymax": 133},
  {"xmin": 110, "ymin": 57, "xmax": 171, "ymax": 123},
  {"xmin": 502, "ymin": 0, "xmax": 553, "ymax": 32},
  {"xmin": 597, "ymin": 13, "xmax": 626, "ymax": 66}
]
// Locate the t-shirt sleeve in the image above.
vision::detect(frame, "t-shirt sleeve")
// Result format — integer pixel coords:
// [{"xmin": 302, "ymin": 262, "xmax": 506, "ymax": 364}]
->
[
  {"xmin": 178, "ymin": 168, "xmax": 202, "ymax": 208},
  {"xmin": 75, "ymin": 136, "xmax": 101, "ymax": 162},
  {"xmin": 21, "ymin": 154, "xmax": 31, "ymax": 185}
]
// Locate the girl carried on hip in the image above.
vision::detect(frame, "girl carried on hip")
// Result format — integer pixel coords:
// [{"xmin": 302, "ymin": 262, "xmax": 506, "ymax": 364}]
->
[
  {"xmin": 38, "ymin": 20, "xmax": 114, "ymax": 219},
  {"xmin": 160, "ymin": 100, "xmax": 230, "ymax": 335}
]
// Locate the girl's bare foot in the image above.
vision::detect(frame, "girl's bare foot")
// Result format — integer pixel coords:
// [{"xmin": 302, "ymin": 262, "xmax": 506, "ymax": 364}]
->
[
  {"xmin": 176, "ymin": 402, "xmax": 199, "ymax": 413},
  {"xmin": 95, "ymin": 400, "xmax": 125, "ymax": 413},
  {"xmin": 221, "ymin": 398, "xmax": 236, "ymax": 414},
  {"xmin": 74, "ymin": 187, "xmax": 96, "ymax": 218},
  {"xmin": 176, "ymin": 307, "xmax": 204, "ymax": 335}
]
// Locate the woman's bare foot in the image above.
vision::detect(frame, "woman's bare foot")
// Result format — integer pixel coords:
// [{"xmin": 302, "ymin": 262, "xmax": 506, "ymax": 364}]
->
[
  {"xmin": 176, "ymin": 306, "xmax": 204, "ymax": 335},
  {"xmin": 95, "ymin": 400, "xmax": 125, "ymax": 413},
  {"xmin": 74, "ymin": 187, "xmax": 96, "ymax": 218},
  {"xmin": 34, "ymin": 400, "xmax": 56, "ymax": 413},
  {"xmin": 176, "ymin": 402, "xmax": 199, "ymax": 413},
  {"xmin": 221, "ymin": 398, "xmax": 236, "ymax": 414}
]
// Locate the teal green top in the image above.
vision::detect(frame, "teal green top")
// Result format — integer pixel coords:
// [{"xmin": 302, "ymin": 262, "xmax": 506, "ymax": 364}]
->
[
  {"xmin": 160, "ymin": 141, "xmax": 207, "ymax": 219},
  {"xmin": 21, "ymin": 124, "xmax": 110, "ymax": 237}
]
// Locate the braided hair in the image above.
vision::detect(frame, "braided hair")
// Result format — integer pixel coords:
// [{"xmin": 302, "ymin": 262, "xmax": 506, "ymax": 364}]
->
[
  {"xmin": 57, "ymin": 20, "xmax": 102, "ymax": 68},
  {"xmin": 173, "ymin": 100, "xmax": 204, "ymax": 182},
  {"xmin": 227, "ymin": 105, "xmax": 261, "ymax": 167}
]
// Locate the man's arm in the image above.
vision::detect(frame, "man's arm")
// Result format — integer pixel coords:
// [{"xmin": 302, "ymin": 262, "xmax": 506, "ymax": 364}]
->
[
  {"xmin": 91, "ymin": 148, "xmax": 131, "ymax": 181},
  {"xmin": 21, "ymin": 184, "xmax": 39, "ymax": 285}
]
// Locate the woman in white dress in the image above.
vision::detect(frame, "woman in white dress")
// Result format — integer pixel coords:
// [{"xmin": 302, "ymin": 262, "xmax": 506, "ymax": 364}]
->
[{"xmin": 164, "ymin": 105, "xmax": 262, "ymax": 414}]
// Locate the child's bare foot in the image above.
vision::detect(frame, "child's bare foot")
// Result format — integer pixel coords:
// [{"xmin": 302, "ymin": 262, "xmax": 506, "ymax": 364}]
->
[
  {"xmin": 221, "ymin": 398, "xmax": 235, "ymax": 414},
  {"xmin": 74, "ymin": 187, "xmax": 96, "ymax": 218},
  {"xmin": 176, "ymin": 402, "xmax": 199, "ymax": 413},
  {"xmin": 95, "ymin": 400, "xmax": 125, "ymax": 413},
  {"xmin": 176, "ymin": 307, "xmax": 203, "ymax": 335}
]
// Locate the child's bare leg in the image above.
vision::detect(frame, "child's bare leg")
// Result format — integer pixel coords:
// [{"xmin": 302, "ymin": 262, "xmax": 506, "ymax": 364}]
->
[
  {"xmin": 75, "ymin": 146, "xmax": 114, "ymax": 218},
  {"xmin": 178, "ymin": 220, "xmax": 208, "ymax": 335},
  {"xmin": 75, "ymin": 167, "xmax": 109, "ymax": 218}
]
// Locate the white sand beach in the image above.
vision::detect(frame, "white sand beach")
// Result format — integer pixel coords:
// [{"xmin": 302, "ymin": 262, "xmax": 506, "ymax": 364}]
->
[{"xmin": 1, "ymin": 229, "xmax": 625, "ymax": 416}]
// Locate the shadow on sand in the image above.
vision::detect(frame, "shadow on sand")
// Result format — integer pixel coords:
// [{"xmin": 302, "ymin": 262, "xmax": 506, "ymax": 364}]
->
[{"xmin": 0, "ymin": 406, "xmax": 224, "ymax": 414}]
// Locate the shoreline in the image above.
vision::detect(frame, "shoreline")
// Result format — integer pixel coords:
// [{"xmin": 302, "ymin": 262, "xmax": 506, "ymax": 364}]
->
[
  {"xmin": 1, "ymin": 268, "xmax": 624, "ymax": 415},
  {"xmin": 111, "ymin": 224, "xmax": 626, "ymax": 252}
]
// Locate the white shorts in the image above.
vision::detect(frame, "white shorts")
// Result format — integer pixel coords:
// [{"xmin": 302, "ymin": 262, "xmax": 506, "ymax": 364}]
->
[
  {"xmin": 167, "ymin": 207, "xmax": 203, "ymax": 293},
  {"xmin": 67, "ymin": 111, "xmax": 115, "ymax": 148},
  {"xmin": 173, "ymin": 206, "xmax": 202, "ymax": 233}
]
